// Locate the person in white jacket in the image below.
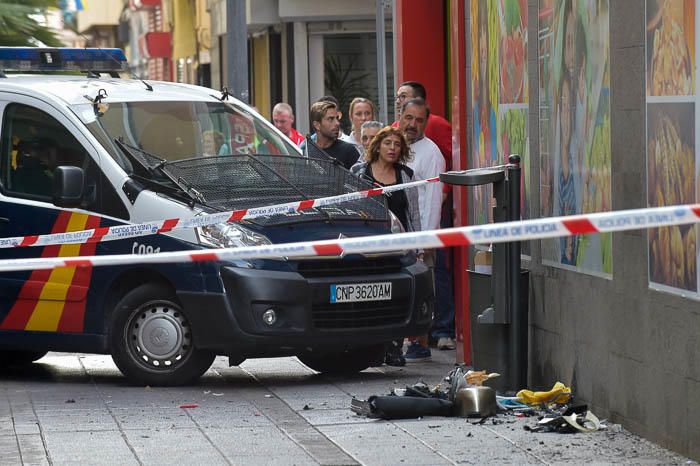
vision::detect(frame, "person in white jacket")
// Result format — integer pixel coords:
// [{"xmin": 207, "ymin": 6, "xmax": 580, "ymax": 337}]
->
[
  {"xmin": 399, "ymin": 98, "xmax": 445, "ymax": 232},
  {"xmin": 398, "ymin": 97, "xmax": 446, "ymax": 362}
]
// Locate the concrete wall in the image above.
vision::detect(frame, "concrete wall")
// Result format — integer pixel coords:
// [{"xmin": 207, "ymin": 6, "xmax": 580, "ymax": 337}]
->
[{"xmin": 525, "ymin": 0, "xmax": 700, "ymax": 459}]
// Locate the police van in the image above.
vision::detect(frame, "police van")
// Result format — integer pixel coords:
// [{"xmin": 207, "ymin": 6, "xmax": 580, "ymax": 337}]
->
[{"xmin": 0, "ymin": 48, "xmax": 433, "ymax": 385}]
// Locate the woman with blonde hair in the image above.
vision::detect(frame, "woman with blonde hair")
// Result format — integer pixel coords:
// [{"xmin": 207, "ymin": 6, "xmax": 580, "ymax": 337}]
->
[{"xmin": 347, "ymin": 97, "xmax": 377, "ymax": 150}]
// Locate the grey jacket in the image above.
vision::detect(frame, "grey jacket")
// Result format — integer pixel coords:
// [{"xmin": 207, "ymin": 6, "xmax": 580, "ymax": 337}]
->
[{"xmin": 350, "ymin": 162, "xmax": 422, "ymax": 232}]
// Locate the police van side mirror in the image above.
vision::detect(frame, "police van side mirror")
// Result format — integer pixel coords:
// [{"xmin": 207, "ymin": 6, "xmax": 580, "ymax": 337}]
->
[{"xmin": 53, "ymin": 166, "xmax": 85, "ymax": 208}]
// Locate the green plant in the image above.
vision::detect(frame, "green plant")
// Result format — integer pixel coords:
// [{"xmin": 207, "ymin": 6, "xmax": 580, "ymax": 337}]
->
[
  {"xmin": 0, "ymin": 0, "xmax": 62, "ymax": 47},
  {"xmin": 324, "ymin": 55, "xmax": 370, "ymax": 132}
]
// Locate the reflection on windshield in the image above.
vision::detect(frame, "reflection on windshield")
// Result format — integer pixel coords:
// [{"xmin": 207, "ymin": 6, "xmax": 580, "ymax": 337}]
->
[{"xmin": 78, "ymin": 101, "xmax": 298, "ymax": 164}]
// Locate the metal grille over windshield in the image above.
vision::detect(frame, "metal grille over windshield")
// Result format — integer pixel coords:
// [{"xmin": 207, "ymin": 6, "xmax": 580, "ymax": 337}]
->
[{"xmin": 161, "ymin": 155, "xmax": 389, "ymax": 226}]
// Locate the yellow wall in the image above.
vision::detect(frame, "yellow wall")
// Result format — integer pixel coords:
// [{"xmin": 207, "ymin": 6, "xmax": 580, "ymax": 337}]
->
[
  {"xmin": 195, "ymin": 0, "xmax": 212, "ymax": 54},
  {"xmin": 252, "ymin": 34, "xmax": 270, "ymax": 119},
  {"xmin": 172, "ymin": 0, "xmax": 197, "ymax": 60}
]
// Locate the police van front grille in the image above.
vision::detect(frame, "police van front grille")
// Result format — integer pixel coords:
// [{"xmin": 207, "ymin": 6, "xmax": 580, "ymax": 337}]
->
[
  {"xmin": 297, "ymin": 257, "xmax": 403, "ymax": 278},
  {"xmin": 312, "ymin": 300, "xmax": 410, "ymax": 329}
]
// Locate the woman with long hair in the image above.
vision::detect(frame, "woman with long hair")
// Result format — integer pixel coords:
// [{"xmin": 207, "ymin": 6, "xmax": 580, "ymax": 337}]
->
[
  {"xmin": 351, "ymin": 126, "xmax": 420, "ymax": 232},
  {"xmin": 347, "ymin": 97, "xmax": 377, "ymax": 151},
  {"xmin": 351, "ymin": 126, "xmax": 421, "ymax": 366}
]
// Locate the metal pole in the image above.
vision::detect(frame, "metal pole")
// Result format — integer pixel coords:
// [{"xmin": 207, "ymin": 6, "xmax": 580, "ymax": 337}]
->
[
  {"xmin": 375, "ymin": 0, "xmax": 388, "ymax": 125},
  {"xmin": 506, "ymin": 154, "xmax": 525, "ymax": 391},
  {"xmin": 226, "ymin": 0, "xmax": 249, "ymax": 103}
]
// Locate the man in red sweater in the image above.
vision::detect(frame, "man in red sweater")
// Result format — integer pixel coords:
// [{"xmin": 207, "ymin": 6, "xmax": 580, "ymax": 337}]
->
[
  {"xmin": 272, "ymin": 102, "xmax": 305, "ymax": 146},
  {"xmin": 393, "ymin": 81, "xmax": 456, "ymax": 352},
  {"xmin": 393, "ymin": 81, "xmax": 452, "ymax": 170}
]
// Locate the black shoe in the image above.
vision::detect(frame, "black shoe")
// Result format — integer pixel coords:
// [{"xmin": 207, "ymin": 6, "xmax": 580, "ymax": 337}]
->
[{"xmin": 384, "ymin": 351, "xmax": 406, "ymax": 367}]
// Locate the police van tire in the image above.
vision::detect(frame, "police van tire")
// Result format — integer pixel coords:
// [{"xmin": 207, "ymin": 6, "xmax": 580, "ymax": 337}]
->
[
  {"xmin": 0, "ymin": 350, "xmax": 48, "ymax": 367},
  {"xmin": 299, "ymin": 345, "xmax": 384, "ymax": 375},
  {"xmin": 109, "ymin": 283, "xmax": 215, "ymax": 386}
]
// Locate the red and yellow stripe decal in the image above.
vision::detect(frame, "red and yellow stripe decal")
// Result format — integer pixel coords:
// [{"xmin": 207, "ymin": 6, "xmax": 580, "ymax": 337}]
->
[{"xmin": 0, "ymin": 211, "xmax": 100, "ymax": 333}]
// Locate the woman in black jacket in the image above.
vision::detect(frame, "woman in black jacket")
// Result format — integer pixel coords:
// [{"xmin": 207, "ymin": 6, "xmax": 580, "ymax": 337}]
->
[
  {"xmin": 350, "ymin": 126, "xmax": 422, "ymax": 366},
  {"xmin": 350, "ymin": 126, "xmax": 421, "ymax": 233}
]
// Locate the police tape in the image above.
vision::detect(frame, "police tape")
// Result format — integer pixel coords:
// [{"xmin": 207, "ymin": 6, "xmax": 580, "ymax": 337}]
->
[
  {"xmin": 0, "ymin": 203, "xmax": 698, "ymax": 273},
  {"xmin": 0, "ymin": 176, "xmax": 440, "ymax": 249}
]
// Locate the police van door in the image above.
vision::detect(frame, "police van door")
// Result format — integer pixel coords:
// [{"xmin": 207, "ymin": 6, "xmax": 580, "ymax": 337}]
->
[{"xmin": 0, "ymin": 95, "xmax": 120, "ymax": 339}]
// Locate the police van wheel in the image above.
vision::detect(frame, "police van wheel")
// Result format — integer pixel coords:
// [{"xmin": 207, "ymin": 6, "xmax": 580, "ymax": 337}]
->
[
  {"xmin": 109, "ymin": 284, "xmax": 215, "ymax": 386},
  {"xmin": 299, "ymin": 345, "xmax": 384, "ymax": 375},
  {"xmin": 0, "ymin": 350, "xmax": 48, "ymax": 367}
]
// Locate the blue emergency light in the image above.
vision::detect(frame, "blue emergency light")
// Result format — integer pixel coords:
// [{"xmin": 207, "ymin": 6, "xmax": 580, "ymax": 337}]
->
[{"xmin": 0, "ymin": 47, "xmax": 128, "ymax": 73}]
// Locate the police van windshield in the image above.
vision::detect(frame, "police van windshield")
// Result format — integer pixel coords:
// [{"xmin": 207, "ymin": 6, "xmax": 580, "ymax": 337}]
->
[{"xmin": 75, "ymin": 100, "xmax": 299, "ymax": 171}]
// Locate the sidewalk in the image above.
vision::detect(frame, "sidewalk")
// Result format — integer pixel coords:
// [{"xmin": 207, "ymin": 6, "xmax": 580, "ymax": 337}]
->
[{"xmin": 0, "ymin": 349, "xmax": 695, "ymax": 465}]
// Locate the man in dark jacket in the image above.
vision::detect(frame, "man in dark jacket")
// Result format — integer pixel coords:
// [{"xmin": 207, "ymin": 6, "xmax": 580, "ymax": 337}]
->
[{"xmin": 307, "ymin": 100, "xmax": 359, "ymax": 170}]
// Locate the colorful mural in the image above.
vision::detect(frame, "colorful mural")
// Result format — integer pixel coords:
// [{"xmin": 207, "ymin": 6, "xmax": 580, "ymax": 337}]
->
[
  {"xmin": 538, "ymin": 0, "xmax": 612, "ymax": 275},
  {"xmin": 471, "ymin": 0, "xmax": 530, "ymax": 246}
]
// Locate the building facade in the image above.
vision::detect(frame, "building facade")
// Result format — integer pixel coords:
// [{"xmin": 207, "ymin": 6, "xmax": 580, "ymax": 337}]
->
[
  {"xmin": 397, "ymin": 0, "xmax": 699, "ymax": 459},
  {"xmin": 208, "ymin": 0, "xmax": 393, "ymax": 128}
]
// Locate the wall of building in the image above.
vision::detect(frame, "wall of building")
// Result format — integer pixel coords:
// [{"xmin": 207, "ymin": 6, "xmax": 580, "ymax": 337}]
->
[
  {"xmin": 394, "ymin": 0, "xmax": 446, "ymax": 118},
  {"xmin": 436, "ymin": 0, "xmax": 699, "ymax": 459},
  {"xmin": 76, "ymin": 1, "xmax": 122, "ymax": 33},
  {"xmin": 521, "ymin": 0, "xmax": 700, "ymax": 459}
]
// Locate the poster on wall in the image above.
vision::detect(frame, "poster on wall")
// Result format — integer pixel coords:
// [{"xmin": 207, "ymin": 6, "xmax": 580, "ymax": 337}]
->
[
  {"xmin": 470, "ymin": 0, "xmax": 530, "ymax": 256},
  {"xmin": 537, "ymin": 0, "xmax": 612, "ymax": 276},
  {"xmin": 646, "ymin": 0, "xmax": 698, "ymax": 295}
]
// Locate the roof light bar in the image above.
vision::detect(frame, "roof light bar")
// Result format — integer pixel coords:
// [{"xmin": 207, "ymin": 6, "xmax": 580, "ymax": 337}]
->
[{"xmin": 0, "ymin": 47, "xmax": 128, "ymax": 73}]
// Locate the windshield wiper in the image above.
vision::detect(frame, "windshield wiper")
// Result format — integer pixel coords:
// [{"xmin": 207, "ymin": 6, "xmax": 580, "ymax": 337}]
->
[{"xmin": 113, "ymin": 138, "xmax": 204, "ymax": 207}]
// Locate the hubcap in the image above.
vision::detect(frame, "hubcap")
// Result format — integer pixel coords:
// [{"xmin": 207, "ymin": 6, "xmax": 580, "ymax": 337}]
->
[{"xmin": 127, "ymin": 303, "xmax": 192, "ymax": 369}]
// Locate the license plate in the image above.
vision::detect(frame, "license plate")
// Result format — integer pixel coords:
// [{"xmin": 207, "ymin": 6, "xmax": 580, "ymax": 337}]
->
[{"xmin": 330, "ymin": 282, "xmax": 392, "ymax": 303}]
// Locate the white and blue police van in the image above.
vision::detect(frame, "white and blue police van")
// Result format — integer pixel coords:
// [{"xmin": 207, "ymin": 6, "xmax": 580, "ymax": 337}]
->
[{"xmin": 0, "ymin": 47, "xmax": 433, "ymax": 385}]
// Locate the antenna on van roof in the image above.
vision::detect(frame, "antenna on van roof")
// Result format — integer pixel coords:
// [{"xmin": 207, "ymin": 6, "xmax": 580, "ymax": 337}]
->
[
  {"xmin": 77, "ymin": 32, "xmax": 153, "ymax": 91},
  {"xmin": 218, "ymin": 87, "xmax": 231, "ymax": 101}
]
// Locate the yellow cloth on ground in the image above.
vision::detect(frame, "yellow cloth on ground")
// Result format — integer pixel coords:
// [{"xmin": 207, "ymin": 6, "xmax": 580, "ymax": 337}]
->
[{"xmin": 516, "ymin": 382, "xmax": 572, "ymax": 405}]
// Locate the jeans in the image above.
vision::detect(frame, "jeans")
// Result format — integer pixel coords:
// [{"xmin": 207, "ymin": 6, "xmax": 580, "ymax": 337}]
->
[
  {"xmin": 431, "ymin": 192, "xmax": 455, "ymax": 340},
  {"xmin": 431, "ymin": 247, "xmax": 455, "ymax": 339}
]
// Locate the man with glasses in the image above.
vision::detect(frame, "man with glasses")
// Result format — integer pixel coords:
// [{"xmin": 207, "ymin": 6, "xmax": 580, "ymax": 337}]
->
[
  {"xmin": 394, "ymin": 82, "xmax": 456, "ymax": 354},
  {"xmin": 398, "ymin": 97, "xmax": 446, "ymax": 362},
  {"xmin": 394, "ymin": 81, "xmax": 452, "ymax": 166}
]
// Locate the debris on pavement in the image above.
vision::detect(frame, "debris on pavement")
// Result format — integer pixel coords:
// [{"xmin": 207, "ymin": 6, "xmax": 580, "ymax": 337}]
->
[
  {"xmin": 351, "ymin": 395, "xmax": 453, "ymax": 420},
  {"xmin": 465, "ymin": 370, "xmax": 500, "ymax": 386},
  {"xmin": 179, "ymin": 404, "xmax": 199, "ymax": 409},
  {"xmin": 351, "ymin": 366, "xmax": 493, "ymax": 420},
  {"xmin": 350, "ymin": 365, "xmax": 602, "ymax": 434},
  {"xmin": 516, "ymin": 381, "xmax": 572, "ymax": 405},
  {"xmin": 523, "ymin": 404, "xmax": 602, "ymax": 434}
]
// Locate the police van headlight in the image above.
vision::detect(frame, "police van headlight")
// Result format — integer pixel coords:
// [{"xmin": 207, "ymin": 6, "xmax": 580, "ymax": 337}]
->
[
  {"xmin": 390, "ymin": 211, "xmax": 405, "ymax": 234},
  {"xmin": 196, "ymin": 223, "xmax": 272, "ymax": 248}
]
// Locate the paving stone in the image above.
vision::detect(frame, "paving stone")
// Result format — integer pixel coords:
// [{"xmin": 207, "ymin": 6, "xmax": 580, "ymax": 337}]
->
[
  {"xmin": 299, "ymin": 408, "xmax": 381, "ymax": 426},
  {"xmin": 35, "ymin": 409, "xmax": 118, "ymax": 432},
  {"xmin": 206, "ymin": 426, "xmax": 317, "ymax": 465},
  {"xmin": 42, "ymin": 431, "xmax": 138, "ymax": 465},
  {"xmin": 110, "ymin": 407, "xmax": 196, "ymax": 431},
  {"xmin": 319, "ymin": 423, "xmax": 454, "ymax": 466},
  {"xmin": 16, "ymin": 434, "xmax": 49, "ymax": 466},
  {"xmin": 123, "ymin": 428, "xmax": 229, "ymax": 466},
  {"xmin": 0, "ymin": 435, "xmax": 22, "ymax": 465}
]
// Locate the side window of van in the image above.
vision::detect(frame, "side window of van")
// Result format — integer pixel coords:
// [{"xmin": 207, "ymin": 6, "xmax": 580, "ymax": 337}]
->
[
  {"xmin": 1, "ymin": 104, "xmax": 89, "ymax": 200},
  {"xmin": 0, "ymin": 103, "xmax": 129, "ymax": 219}
]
